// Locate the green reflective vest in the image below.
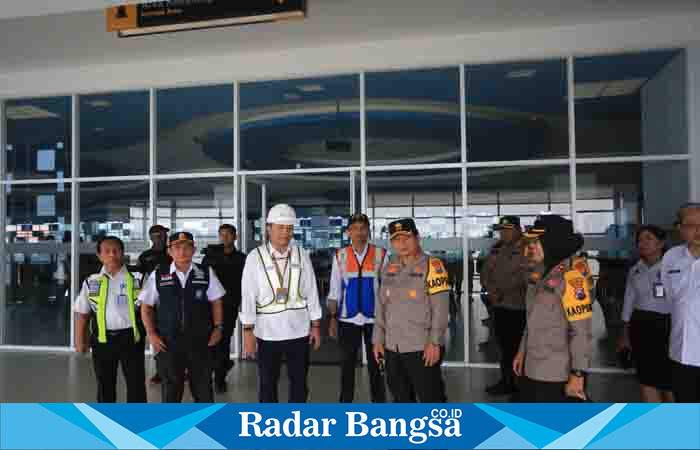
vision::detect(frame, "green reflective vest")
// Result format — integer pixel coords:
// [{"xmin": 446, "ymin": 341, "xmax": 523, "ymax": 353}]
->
[{"xmin": 87, "ymin": 271, "xmax": 142, "ymax": 344}]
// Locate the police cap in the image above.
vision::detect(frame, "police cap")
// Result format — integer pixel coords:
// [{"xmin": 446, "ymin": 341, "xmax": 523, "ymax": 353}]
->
[
  {"xmin": 493, "ymin": 216, "xmax": 521, "ymax": 230},
  {"xmin": 169, "ymin": 231, "xmax": 194, "ymax": 247},
  {"xmin": 388, "ymin": 218, "xmax": 419, "ymax": 240}
]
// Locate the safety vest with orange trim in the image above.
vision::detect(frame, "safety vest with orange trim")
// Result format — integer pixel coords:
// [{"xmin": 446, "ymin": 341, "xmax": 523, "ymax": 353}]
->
[{"xmin": 336, "ymin": 244, "xmax": 386, "ymax": 319}]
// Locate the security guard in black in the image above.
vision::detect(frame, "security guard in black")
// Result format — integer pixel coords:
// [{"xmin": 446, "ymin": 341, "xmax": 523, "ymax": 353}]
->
[{"xmin": 202, "ymin": 224, "xmax": 246, "ymax": 393}]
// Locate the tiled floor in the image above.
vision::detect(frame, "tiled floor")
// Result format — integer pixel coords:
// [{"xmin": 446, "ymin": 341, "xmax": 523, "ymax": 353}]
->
[{"xmin": 0, "ymin": 350, "xmax": 640, "ymax": 403}]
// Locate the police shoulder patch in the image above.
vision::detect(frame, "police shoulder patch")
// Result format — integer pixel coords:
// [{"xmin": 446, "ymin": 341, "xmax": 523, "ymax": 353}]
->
[
  {"xmin": 573, "ymin": 258, "xmax": 591, "ymax": 277},
  {"xmin": 430, "ymin": 258, "xmax": 445, "ymax": 274},
  {"xmin": 426, "ymin": 258, "xmax": 449, "ymax": 295},
  {"xmin": 562, "ymin": 270, "xmax": 593, "ymax": 322}
]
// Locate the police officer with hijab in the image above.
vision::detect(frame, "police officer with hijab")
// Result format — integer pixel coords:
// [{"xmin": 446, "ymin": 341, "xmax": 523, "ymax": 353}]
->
[{"xmin": 513, "ymin": 215, "xmax": 594, "ymax": 402}]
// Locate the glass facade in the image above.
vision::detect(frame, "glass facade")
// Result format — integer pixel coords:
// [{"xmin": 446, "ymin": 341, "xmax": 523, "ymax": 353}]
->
[
  {"xmin": 6, "ymin": 96, "xmax": 71, "ymax": 180},
  {"xmin": 4, "ymin": 183, "xmax": 71, "ymax": 346},
  {"xmin": 80, "ymin": 91, "xmax": 149, "ymax": 177},
  {"xmin": 466, "ymin": 59, "xmax": 569, "ymax": 162},
  {"xmin": 0, "ymin": 48, "xmax": 691, "ymax": 371},
  {"xmin": 157, "ymin": 85, "xmax": 234, "ymax": 174},
  {"xmin": 240, "ymin": 75, "xmax": 360, "ymax": 170}
]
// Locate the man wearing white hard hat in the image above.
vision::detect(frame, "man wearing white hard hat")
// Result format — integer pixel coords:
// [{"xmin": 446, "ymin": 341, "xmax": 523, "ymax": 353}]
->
[{"xmin": 240, "ymin": 204, "xmax": 322, "ymax": 403}]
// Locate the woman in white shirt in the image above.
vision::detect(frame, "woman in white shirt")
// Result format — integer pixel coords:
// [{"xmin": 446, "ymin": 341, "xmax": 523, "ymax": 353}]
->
[{"xmin": 618, "ymin": 225, "xmax": 673, "ymax": 403}]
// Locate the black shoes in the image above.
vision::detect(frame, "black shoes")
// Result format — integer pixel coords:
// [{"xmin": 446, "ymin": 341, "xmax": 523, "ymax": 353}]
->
[{"xmin": 215, "ymin": 380, "xmax": 228, "ymax": 394}]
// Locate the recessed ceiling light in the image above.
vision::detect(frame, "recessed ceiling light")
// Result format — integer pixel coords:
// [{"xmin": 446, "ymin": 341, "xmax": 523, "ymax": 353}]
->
[
  {"xmin": 284, "ymin": 93, "xmax": 302, "ymax": 100},
  {"xmin": 6, "ymin": 105, "xmax": 59, "ymax": 120},
  {"xmin": 507, "ymin": 69, "xmax": 536, "ymax": 79},
  {"xmin": 94, "ymin": 128, "xmax": 105, "ymax": 133},
  {"xmin": 574, "ymin": 78, "xmax": 648, "ymax": 100},
  {"xmin": 87, "ymin": 100, "xmax": 112, "ymax": 108},
  {"xmin": 600, "ymin": 78, "xmax": 647, "ymax": 97},
  {"xmin": 297, "ymin": 84, "xmax": 324, "ymax": 93},
  {"xmin": 574, "ymin": 81, "xmax": 607, "ymax": 100}
]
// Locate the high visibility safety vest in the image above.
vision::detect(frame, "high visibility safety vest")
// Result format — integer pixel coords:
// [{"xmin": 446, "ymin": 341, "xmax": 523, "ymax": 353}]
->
[
  {"xmin": 336, "ymin": 245, "xmax": 385, "ymax": 319},
  {"xmin": 255, "ymin": 244, "xmax": 307, "ymax": 315},
  {"xmin": 87, "ymin": 271, "xmax": 142, "ymax": 344}
]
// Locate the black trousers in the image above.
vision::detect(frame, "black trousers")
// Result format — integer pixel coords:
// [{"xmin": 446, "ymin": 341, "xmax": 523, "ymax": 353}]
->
[
  {"xmin": 91, "ymin": 330, "xmax": 147, "ymax": 403},
  {"xmin": 213, "ymin": 330, "xmax": 234, "ymax": 384},
  {"xmin": 155, "ymin": 336, "xmax": 213, "ymax": 403},
  {"xmin": 257, "ymin": 337, "xmax": 310, "ymax": 403},
  {"xmin": 385, "ymin": 349, "xmax": 446, "ymax": 403},
  {"xmin": 494, "ymin": 307, "xmax": 526, "ymax": 387},
  {"xmin": 672, "ymin": 361, "xmax": 700, "ymax": 403},
  {"xmin": 520, "ymin": 377, "xmax": 566, "ymax": 403},
  {"xmin": 338, "ymin": 322, "xmax": 386, "ymax": 403}
]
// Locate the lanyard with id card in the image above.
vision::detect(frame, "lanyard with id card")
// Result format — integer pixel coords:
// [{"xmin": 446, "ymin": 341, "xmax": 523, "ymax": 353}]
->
[
  {"xmin": 270, "ymin": 247, "xmax": 291, "ymax": 305},
  {"xmin": 653, "ymin": 271, "xmax": 665, "ymax": 299}
]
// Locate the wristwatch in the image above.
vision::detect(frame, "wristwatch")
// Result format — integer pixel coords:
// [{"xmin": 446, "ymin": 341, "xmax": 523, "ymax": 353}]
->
[
  {"xmin": 214, "ymin": 324, "xmax": 225, "ymax": 332},
  {"xmin": 570, "ymin": 369, "xmax": 586, "ymax": 378}
]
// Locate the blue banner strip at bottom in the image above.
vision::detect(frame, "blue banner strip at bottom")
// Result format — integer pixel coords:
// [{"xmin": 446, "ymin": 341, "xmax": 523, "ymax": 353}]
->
[{"xmin": 1, "ymin": 403, "xmax": 699, "ymax": 449}]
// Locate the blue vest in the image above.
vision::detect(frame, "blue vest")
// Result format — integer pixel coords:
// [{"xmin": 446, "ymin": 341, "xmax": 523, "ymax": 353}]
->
[
  {"xmin": 337, "ymin": 245, "xmax": 385, "ymax": 319},
  {"xmin": 155, "ymin": 264, "xmax": 211, "ymax": 351}
]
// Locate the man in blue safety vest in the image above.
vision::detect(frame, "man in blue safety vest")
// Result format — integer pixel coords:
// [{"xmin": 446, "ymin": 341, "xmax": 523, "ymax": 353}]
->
[{"xmin": 328, "ymin": 212, "xmax": 387, "ymax": 403}]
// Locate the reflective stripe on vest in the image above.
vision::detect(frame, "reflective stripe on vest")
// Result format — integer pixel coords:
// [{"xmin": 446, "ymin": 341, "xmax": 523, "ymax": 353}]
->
[
  {"xmin": 337, "ymin": 245, "xmax": 385, "ymax": 319},
  {"xmin": 88, "ymin": 271, "xmax": 141, "ymax": 344},
  {"xmin": 255, "ymin": 245, "xmax": 306, "ymax": 315}
]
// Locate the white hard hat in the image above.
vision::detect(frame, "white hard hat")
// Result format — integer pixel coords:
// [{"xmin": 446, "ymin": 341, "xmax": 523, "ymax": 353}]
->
[{"xmin": 266, "ymin": 204, "xmax": 297, "ymax": 225}]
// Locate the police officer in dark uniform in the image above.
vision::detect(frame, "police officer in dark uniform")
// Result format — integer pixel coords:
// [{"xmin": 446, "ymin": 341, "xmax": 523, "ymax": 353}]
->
[
  {"xmin": 138, "ymin": 224, "xmax": 172, "ymax": 385},
  {"xmin": 139, "ymin": 232, "xmax": 226, "ymax": 403},
  {"xmin": 202, "ymin": 224, "xmax": 246, "ymax": 393},
  {"xmin": 480, "ymin": 216, "xmax": 528, "ymax": 396}
]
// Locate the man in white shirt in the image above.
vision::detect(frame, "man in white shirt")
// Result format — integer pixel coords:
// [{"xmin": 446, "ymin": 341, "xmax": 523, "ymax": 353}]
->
[
  {"xmin": 327, "ymin": 213, "xmax": 387, "ymax": 403},
  {"xmin": 139, "ymin": 231, "xmax": 225, "ymax": 403},
  {"xmin": 73, "ymin": 236, "xmax": 147, "ymax": 403},
  {"xmin": 240, "ymin": 204, "xmax": 322, "ymax": 403},
  {"xmin": 661, "ymin": 203, "xmax": 700, "ymax": 402}
]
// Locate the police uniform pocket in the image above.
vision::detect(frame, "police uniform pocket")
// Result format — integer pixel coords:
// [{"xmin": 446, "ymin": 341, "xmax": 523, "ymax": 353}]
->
[{"xmin": 406, "ymin": 304, "xmax": 431, "ymax": 329}]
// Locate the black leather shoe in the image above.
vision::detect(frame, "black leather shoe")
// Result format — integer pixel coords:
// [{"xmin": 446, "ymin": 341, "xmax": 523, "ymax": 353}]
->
[{"xmin": 215, "ymin": 380, "xmax": 227, "ymax": 394}]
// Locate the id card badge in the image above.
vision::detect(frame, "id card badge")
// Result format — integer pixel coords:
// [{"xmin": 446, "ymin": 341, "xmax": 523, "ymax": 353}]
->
[
  {"xmin": 116, "ymin": 294, "xmax": 128, "ymax": 305},
  {"xmin": 653, "ymin": 283, "xmax": 665, "ymax": 299},
  {"xmin": 275, "ymin": 288, "xmax": 289, "ymax": 304}
]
